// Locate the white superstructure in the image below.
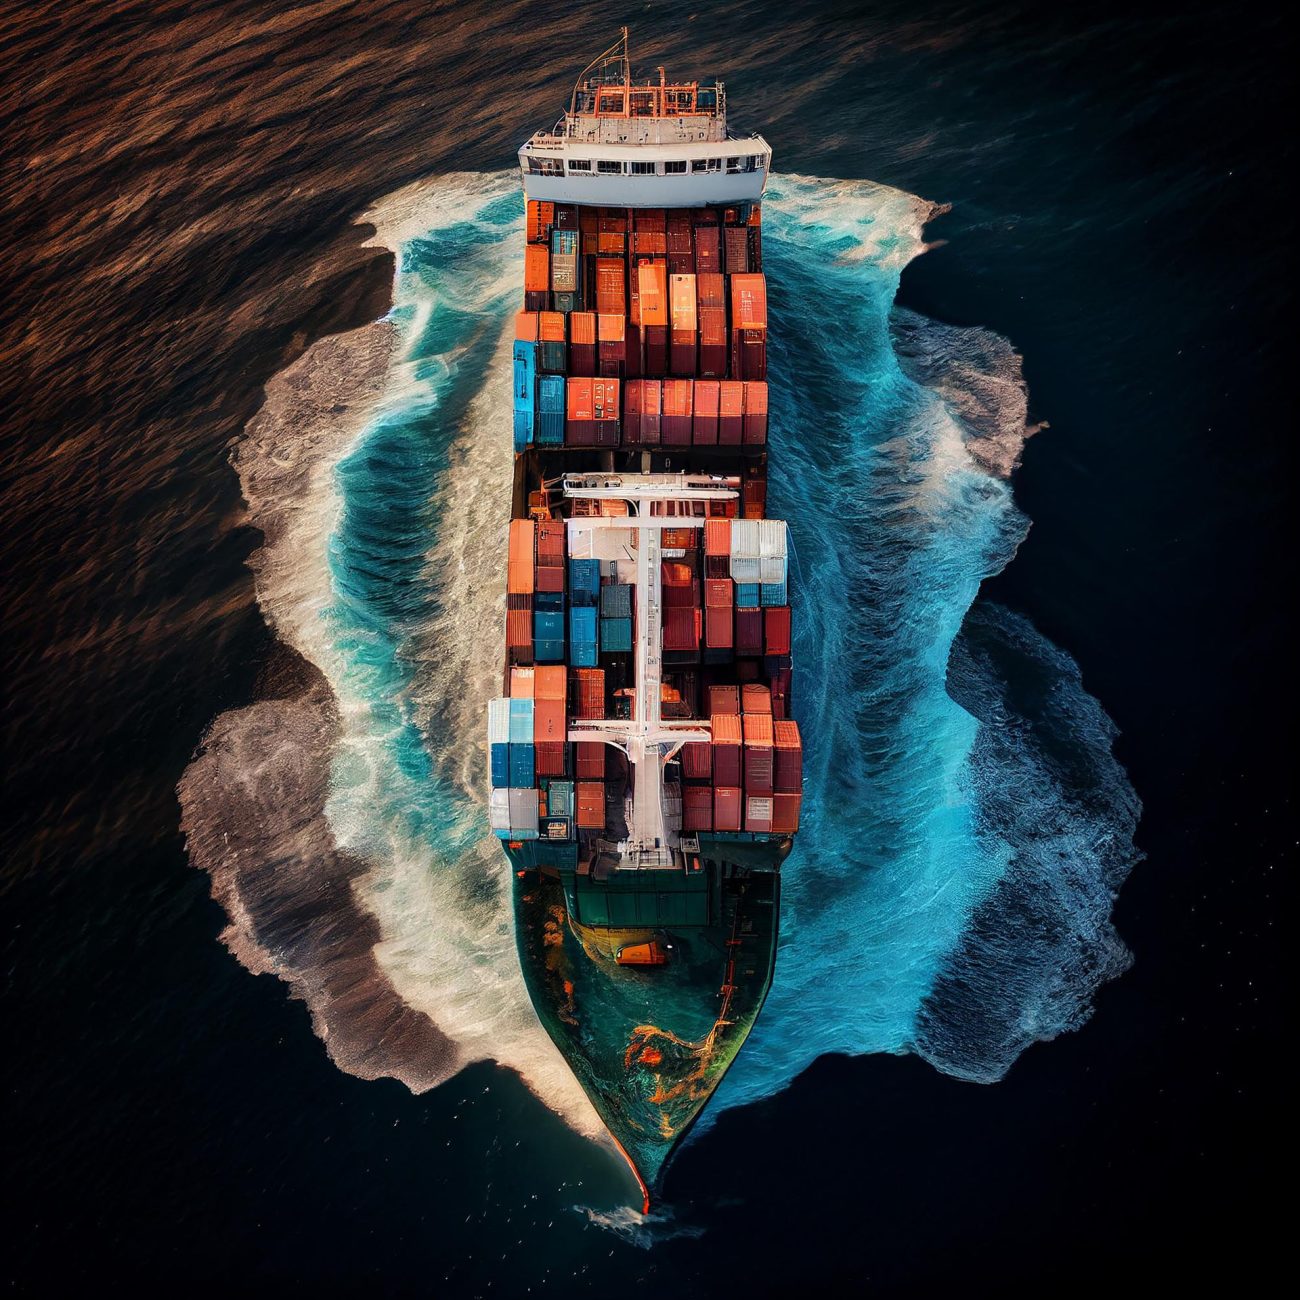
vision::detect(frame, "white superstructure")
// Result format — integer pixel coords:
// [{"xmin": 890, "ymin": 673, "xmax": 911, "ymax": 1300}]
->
[{"xmin": 518, "ymin": 29, "xmax": 771, "ymax": 209}]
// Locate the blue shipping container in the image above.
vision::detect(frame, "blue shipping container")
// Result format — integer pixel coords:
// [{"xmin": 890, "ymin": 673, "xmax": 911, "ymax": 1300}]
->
[
  {"xmin": 568, "ymin": 559, "xmax": 600, "ymax": 606},
  {"xmin": 600, "ymin": 617, "xmax": 633, "ymax": 653},
  {"xmin": 537, "ymin": 375, "xmax": 566, "ymax": 446},
  {"xmin": 534, "ymin": 609, "xmax": 565, "ymax": 643},
  {"xmin": 735, "ymin": 582, "xmax": 761, "ymax": 609},
  {"xmin": 509, "ymin": 743, "xmax": 535, "ymax": 788},
  {"xmin": 533, "ymin": 589, "xmax": 565, "ymax": 613},
  {"xmin": 508, "ymin": 697, "xmax": 533, "ymax": 744},
  {"xmin": 513, "ymin": 341, "xmax": 537, "ymax": 453},
  {"xmin": 534, "ymin": 639, "xmax": 565, "ymax": 662},
  {"xmin": 491, "ymin": 742, "xmax": 510, "ymax": 788},
  {"xmin": 760, "ymin": 580, "xmax": 788, "ymax": 606},
  {"xmin": 569, "ymin": 606, "xmax": 598, "ymax": 644},
  {"xmin": 570, "ymin": 640, "xmax": 599, "ymax": 668}
]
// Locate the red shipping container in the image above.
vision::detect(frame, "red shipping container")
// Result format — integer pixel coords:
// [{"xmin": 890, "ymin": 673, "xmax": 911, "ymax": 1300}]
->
[
  {"xmin": 680, "ymin": 741, "xmax": 712, "ymax": 781},
  {"xmin": 573, "ymin": 668, "xmax": 606, "ymax": 719},
  {"xmin": 735, "ymin": 607, "xmax": 763, "ymax": 656},
  {"xmin": 774, "ymin": 719, "xmax": 803, "ymax": 792},
  {"xmin": 692, "ymin": 380, "xmax": 720, "ymax": 444},
  {"xmin": 705, "ymin": 578, "xmax": 734, "ymax": 607},
  {"xmin": 742, "ymin": 381, "xmax": 768, "ymax": 444},
  {"xmin": 639, "ymin": 378, "xmax": 662, "ymax": 445},
  {"xmin": 764, "ymin": 605, "xmax": 792, "ymax": 655},
  {"xmin": 632, "ymin": 229, "xmax": 667, "ymax": 256},
  {"xmin": 708, "ymin": 684, "xmax": 740, "ymax": 715},
  {"xmin": 744, "ymin": 795, "xmax": 773, "ymax": 834},
  {"xmin": 575, "ymin": 782, "xmax": 605, "ymax": 830},
  {"xmin": 736, "ymin": 330, "xmax": 767, "ymax": 382},
  {"xmin": 565, "ymin": 377, "xmax": 594, "ymax": 445},
  {"xmin": 569, "ymin": 311, "xmax": 597, "ymax": 377},
  {"xmin": 705, "ymin": 604, "xmax": 733, "ymax": 649},
  {"xmin": 724, "ymin": 226, "xmax": 750, "ymax": 275},
  {"xmin": 576, "ymin": 741, "xmax": 605, "ymax": 780},
  {"xmin": 536, "ymin": 518, "xmax": 565, "ymax": 561},
  {"xmin": 771, "ymin": 792, "xmax": 801, "ymax": 834},
  {"xmin": 714, "ymin": 786, "xmax": 742, "ymax": 832},
  {"xmin": 712, "ymin": 712, "xmax": 743, "ymax": 786},
  {"xmin": 535, "ymin": 742, "xmax": 567, "ymax": 778},
  {"xmin": 742, "ymin": 683, "xmax": 772, "ymax": 714},
  {"xmin": 535, "ymin": 564, "xmax": 564, "ymax": 593},
  {"xmin": 683, "ymin": 784, "xmax": 713, "ymax": 832},
  {"xmin": 506, "ymin": 602, "xmax": 532, "ymax": 656},
  {"xmin": 662, "ymin": 606, "xmax": 701, "ymax": 651},
  {"xmin": 698, "ymin": 307, "xmax": 727, "ymax": 378},
  {"xmin": 694, "ymin": 226, "xmax": 720, "ymax": 275},
  {"xmin": 719, "ymin": 382, "xmax": 744, "ymax": 444},
  {"xmin": 597, "ymin": 230, "xmax": 626, "ymax": 255},
  {"xmin": 743, "ymin": 722, "xmax": 774, "ymax": 798},
  {"xmin": 743, "ymin": 476, "xmax": 767, "ymax": 518},
  {"xmin": 624, "ymin": 322, "xmax": 642, "ymax": 379},
  {"xmin": 595, "ymin": 258, "xmax": 626, "ymax": 315},
  {"xmin": 597, "ymin": 312, "xmax": 625, "ymax": 376},
  {"xmin": 697, "ymin": 272, "xmax": 725, "ymax": 309},
  {"xmin": 661, "ymin": 379, "xmax": 693, "ymax": 445}
]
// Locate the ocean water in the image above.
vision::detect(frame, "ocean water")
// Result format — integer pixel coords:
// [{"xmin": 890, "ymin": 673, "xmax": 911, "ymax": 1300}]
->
[
  {"xmin": 5, "ymin": 3, "xmax": 1288, "ymax": 1294},
  {"xmin": 177, "ymin": 167, "xmax": 1139, "ymax": 1186}
]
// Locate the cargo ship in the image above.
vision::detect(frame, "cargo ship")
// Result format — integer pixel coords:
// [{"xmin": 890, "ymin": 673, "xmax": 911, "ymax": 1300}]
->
[{"xmin": 490, "ymin": 31, "xmax": 801, "ymax": 1212}]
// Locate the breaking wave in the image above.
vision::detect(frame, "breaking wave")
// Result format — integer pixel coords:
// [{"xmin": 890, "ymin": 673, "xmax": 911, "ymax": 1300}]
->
[{"xmin": 179, "ymin": 170, "xmax": 1140, "ymax": 1164}]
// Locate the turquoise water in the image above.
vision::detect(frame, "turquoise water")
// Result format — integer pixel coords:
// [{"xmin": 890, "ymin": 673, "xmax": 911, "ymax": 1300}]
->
[{"xmin": 298, "ymin": 171, "xmax": 1138, "ymax": 1141}]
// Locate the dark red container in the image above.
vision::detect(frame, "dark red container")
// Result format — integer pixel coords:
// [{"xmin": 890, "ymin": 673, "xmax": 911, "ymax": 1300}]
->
[
  {"xmin": 662, "ymin": 606, "xmax": 701, "ymax": 651},
  {"xmin": 683, "ymin": 784, "xmax": 713, "ymax": 832},
  {"xmin": 661, "ymin": 379, "xmax": 692, "ymax": 446},
  {"xmin": 735, "ymin": 607, "xmax": 763, "ymax": 656},
  {"xmin": 742, "ymin": 381, "xmax": 768, "ymax": 444},
  {"xmin": 639, "ymin": 378, "xmax": 661, "ymax": 445},
  {"xmin": 764, "ymin": 605, "xmax": 792, "ymax": 655},
  {"xmin": 681, "ymin": 741, "xmax": 712, "ymax": 781},
  {"xmin": 705, "ymin": 604, "xmax": 733, "ymax": 649},
  {"xmin": 724, "ymin": 226, "xmax": 750, "ymax": 275},
  {"xmin": 708, "ymin": 684, "xmax": 740, "ymax": 715},
  {"xmin": 576, "ymin": 741, "xmax": 605, "ymax": 780},
  {"xmin": 714, "ymin": 786, "xmax": 742, "ymax": 832},
  {"xmin": 623, "ymin": 377, "xmax": 642, "ymax": 446},
  {"xmin": 643, "ymin": 324, "xmax": 668, "ymax": 376},
  {"xmin": 535, "ymin": 742, "xmax": 567, "ymax": 777},
  {"xmin": 694, "ymin": 226, "xmax": 720, "ymax": 274},
  {"xmin": 773, "ymin": 719, "xmax": 803, "ymax": 792},
  {"xmin": 698, "ymin": 307, "xmax": 727, "ymax": 378},
  {"xmin": 771, "ymin": 792, "xmax": 802, "ymax": 834},
  {"xmin": 712, "ymin": 711, "xmax": 743, "ymax": 786},
  {"xmin": 535, "ymin": 564, "xmax": 565, "ymax": 593}
]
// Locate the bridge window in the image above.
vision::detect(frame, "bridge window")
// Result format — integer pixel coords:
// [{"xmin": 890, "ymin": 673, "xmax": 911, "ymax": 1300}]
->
[
  {"xmin": 597, "ymin": 159, "xmax": 624, "ymax": 175},
  {"xmin": 568, "ymin": 158, "xmax": 592, "ymax": 172},
  {"xmin": 630, "ymin": 91, "xmax": 655, "ymax": 117},
  {"xmin": 692, "ymin": 158, "xmax": 722, "ymax": 174},
  {"xmin": 630, "ymin": 161, "xmax": 656, "ymax": 176},
  {"xmin": 746, "ymin": 155, "xmax": 759, "ymax": 171},
  {"xmin": 664, "ymin": 160, "xmax": 687, "ymax": 174},
  {"xmin": 726, "ymin": 156, "xmax": 744, "ymax": 173},
  {"xmin": 597, "ymin": 91, "xmax": 625, "ymax": 114},
  {"xmin": 528, "ymin": 157, "xmax": 564, "ymax": 176}
]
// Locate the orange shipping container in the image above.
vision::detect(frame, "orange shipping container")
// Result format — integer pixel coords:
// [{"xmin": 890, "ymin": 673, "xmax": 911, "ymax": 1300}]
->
[
  {"xmin": 771, "ymin": 792, "xmax": 801, "ymax": 834},
  {"xmin": 742, "ymin": 683, "xmax": 773, "ymax": 715},
  {"xmin": 510, "ymin": 667, "xmax": 535, "ymax": 698},
  {"xmin": 596, "ymin": 259, "xmax": 626, "ymax": 314},
  {"xmin": 743, "ymin": 712, "xmax": 774, "ymax": 745},
  {"xmin": 570, "ymin": 312, "xmax": 597, "ymax": 345},
  {"xmin": 506, "ymin": 605, "xmax": 532, "ymax": 650},
  {"xmin": 534, "ymin": 664, "xmax": 567, "ymax": 701},
  {"xmin": 539, "ymin": 311, "xmax": 566, "ymax": 342},
  {"xmin": 697, "ymin": 272, "xmax": 725, "ymax": 310},
  {"xmin": 533, "ymin": 696, "xmax": 566, "ymax": 743},
  {"xmin": 524, "ymin": 245, "xmax": 549, "ymax": 293},
  {"xmin": 708, "ymin": 684, "xmax": 740, "ymax": 715},
  {"xmin": 670, "ymin": 274, "xmax": 697, "ymax": 333},
  {"xmin": 637, "ymin": 262, "xmax": 669, "ymax": 326},
  {"xmin": 662, "ymin": 378, "xmax": 692, "ymax": 417},
  {"xmin": 597, "ymin": 312, "xmax": 625, "ymax": 342},
  {"xmin": 704, "ymin": 517, "xmax": 731, "ymax": 557},
  {"xmin": 573, "ymin": 668, "xmax": 606, "ymax": 719},
  {"xmin": 514, "ymin": 310, "xmax": 540, "ymax": 342},
  {"xmin": 730, "ymin": 273, "xmax": 768, "ymax": 330},
  {"xmin": 597, "ymin": 230, "xmax": 626, "ymax": 254},
  {"xmin": 575, "ymin": 782, "xmax": 605, "ymax": 830},
  {"xmin": 507, "ymin": 519, "xmax": 535, "ymax": 594},
  {"xmin": 566, "ymin": 377, "xmax": 593, "ymax": 421},
  {"xmin": 592, "ymin": 377, "xmax": 620, "ymax": 422}
]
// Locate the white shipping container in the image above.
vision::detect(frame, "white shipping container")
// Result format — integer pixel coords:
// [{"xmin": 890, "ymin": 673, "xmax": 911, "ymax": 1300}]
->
[
  {"xmin": 509, "ymin": 787, "xmax": 540, "ymax": 833},
  {"xmin": 758, "ymin": 519, "xmax": 788, "ymax": 559},
  {"xmin": 488, "ymin": 697, "xmax": 511, "ymax": 745},
  {"xmin": 729, "ymin": 519, "xmax": 761, "ymax": 560},
  {"xmin": 730, "ymin": 556, "xmax": 761, "ymax": 583},
  {"xmin": 489, "ymin": 788, "xmax": 512, "ymax": 831},
  {"xmin": 759, "ymin": 555, "xmax": 787, "ymax": 584}
]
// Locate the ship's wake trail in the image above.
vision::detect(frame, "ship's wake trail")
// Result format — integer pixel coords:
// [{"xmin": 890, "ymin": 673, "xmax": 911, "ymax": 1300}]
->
[{"xmin": 179, "ymin": 171, "xmax": 1140, "ymax": 1156}]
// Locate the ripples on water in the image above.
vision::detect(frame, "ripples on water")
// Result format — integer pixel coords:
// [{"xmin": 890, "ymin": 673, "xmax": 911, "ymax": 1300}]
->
[{"xmin": 177, "ymin": 171, "xmax": 1140, "ymax": 1166}]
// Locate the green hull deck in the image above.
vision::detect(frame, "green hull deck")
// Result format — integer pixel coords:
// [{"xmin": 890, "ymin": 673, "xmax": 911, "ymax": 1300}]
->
[{"xmin": 509, "ymin": 845, "xmax": 782, "ymax": 1208}]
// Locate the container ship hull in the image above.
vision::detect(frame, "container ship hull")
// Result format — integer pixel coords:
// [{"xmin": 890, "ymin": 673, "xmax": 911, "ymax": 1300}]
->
[{"xmin": 490, "ymin": 33, "xmax": 800, "ymax": 1207}]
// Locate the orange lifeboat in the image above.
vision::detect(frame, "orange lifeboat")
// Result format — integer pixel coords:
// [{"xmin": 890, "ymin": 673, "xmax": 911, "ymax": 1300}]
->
[{"xmin": 616, "ymin": 940, "xmax": 669, "ymax": 967}]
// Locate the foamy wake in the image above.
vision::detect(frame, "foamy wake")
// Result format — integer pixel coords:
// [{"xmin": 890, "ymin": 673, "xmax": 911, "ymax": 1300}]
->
[{"xmin": 181, "ymin": 169, "xmax": 1139, "ymax": 1168}]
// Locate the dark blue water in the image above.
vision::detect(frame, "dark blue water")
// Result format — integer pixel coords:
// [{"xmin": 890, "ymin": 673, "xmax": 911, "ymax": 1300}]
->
[{"xmin": 3, "ymin": 2, "xmax": 1291, "ymax": 1294}]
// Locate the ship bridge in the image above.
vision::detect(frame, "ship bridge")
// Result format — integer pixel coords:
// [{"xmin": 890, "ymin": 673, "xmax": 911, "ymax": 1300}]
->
[
  {"xmin": 563, "ymin": 473, "xmax": 736, "ymax": 870},
  {"xmin": 519, "ymin": 29, "xmax": 771, "ymax": 208}
]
